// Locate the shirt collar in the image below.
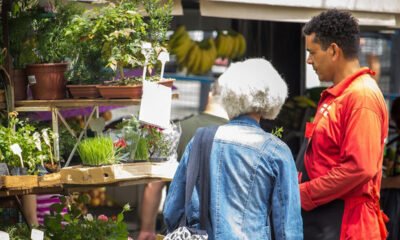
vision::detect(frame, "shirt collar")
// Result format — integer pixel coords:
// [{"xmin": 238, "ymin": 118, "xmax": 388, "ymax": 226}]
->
[
  {"xmin": 324, "ymin": 67, "xmax": 375, "ymax": 97},
  {"xmin": 230, "ymin": 115, "xmax": 260, "ymax": 127}
]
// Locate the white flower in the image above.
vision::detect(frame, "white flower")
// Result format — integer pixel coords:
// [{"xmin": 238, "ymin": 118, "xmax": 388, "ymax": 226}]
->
[
  {"xmin": 123, "ymin": 203, "xmax": 130, "ymax": 211},
  {"xmin": 33, "ymin": 132, "xmax": 42, "ymax": 151},
  {"xmin": 84, "ymin": 213, "xmax": 94, "ymax": 221}
]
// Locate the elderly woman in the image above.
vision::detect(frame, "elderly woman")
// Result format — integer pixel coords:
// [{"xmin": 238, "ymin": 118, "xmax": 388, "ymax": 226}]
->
[{"xmin": 163, "ymin": 58, "xmax": 303, "ymax": 239}]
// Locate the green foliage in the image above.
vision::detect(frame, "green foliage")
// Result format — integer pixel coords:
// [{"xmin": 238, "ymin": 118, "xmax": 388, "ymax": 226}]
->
[
  {"xmin": 78, "ymin": 136, "xmax": 117, "ymax": 166},
  {"xmin": 64, "ymin": 0, "xmax": 173, "ymax": 81},
  {"xmin": 8, "ymin": 1, "xmax": 40, "ymax": 68},
  {"xmin": 271, "ymin": 126, "xmax": 284, "ymax": 139},
  {"xmin": 0, "ymin": 112, "xmax": 55, "ymax": 174},
  {"xmin": 44, "ymin": 195, "xmax": 131, "ymax": 240},
  {"xmin": 32, "ymin": 1, "xmax": 84, "ymax": 63},
  {"xmin": 3, "ymin": 223, "xmax": 32, "ymax": 239},
  {"xmin": 117, "ymin": 115, "xmax": 172, "ymax": 161}
]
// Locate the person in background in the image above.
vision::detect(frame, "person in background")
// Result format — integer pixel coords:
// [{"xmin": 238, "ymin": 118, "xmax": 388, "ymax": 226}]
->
[
  {"xmin": 22, "ymin": 194, "xmax": 67, "ymax": 226},
  {"xmin": 360, "ymin": 36, "xmax": 384, "ymax": 81},
  {"xmin": 137, "ymin": 80, "xmax": 229, "ymax": 240},
  {"xmin": 299, "ymin": 9, "xmax": 389, "ymax": 240},
  {"xmin": 164, "ymin": 58, "xmax": 303, "ymax": 239}
]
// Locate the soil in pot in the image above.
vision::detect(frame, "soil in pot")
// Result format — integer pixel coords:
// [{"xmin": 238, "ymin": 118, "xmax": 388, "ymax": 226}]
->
[{"xmin": 44, "ymin": 162, "xmax": 60, "ymax": 173}]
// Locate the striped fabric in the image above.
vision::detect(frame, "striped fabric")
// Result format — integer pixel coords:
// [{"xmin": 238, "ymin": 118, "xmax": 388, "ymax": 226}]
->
[{"xmin": 36, "ymin": 194, "xmax": 67, "ymax": 225}]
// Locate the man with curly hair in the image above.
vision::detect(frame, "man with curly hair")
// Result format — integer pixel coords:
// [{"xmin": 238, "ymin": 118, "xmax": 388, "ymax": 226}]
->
[{"xmin": 298, "ymin": 9, "xmax": 389, "ymax": 240}]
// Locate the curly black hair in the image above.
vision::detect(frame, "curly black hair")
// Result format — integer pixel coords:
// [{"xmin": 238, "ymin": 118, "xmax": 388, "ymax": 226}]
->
[{"xmin": 303, "ymin": 9, "xmax": 360, "ymax": 59}]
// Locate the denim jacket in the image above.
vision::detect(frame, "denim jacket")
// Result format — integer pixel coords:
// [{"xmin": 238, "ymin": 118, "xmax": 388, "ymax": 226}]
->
[{"xmin": 164, "ymin": 115, "xmax": 303, "ymax": 240}]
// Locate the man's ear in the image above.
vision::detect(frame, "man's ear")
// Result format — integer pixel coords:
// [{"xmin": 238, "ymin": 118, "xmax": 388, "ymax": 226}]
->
[{"xmin": 330, "ymin": 43, "xmax": 340, "ymax": 60}]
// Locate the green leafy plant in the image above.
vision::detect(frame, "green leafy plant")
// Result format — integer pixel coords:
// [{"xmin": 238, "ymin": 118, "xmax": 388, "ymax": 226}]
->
[
  {"xmin": 0, "ymin": 112, "xmax": 55, "ymax": 174},
  {"xmin": 44, "ymin": 194, "xmax": 131, "ymax": 239},
  {"xmin": 2, "ymin": 223, "xmax": 31, "ymax": 239},
  {"xmin": 31, "ymin": 1, "xmax": 84, "ymax": 63},
  {"xmin": 116, "ymin": 115, "xmax": 175, "ymax": 161},
  {"xmin": 64, "ymin": 0, "xmax": 173, "ymax": 82},
  {"xmin": 78, "ymin": 136, "xmax": 117, "ymax": 166},
  {"xmin": 271, "ymin": 126, "xmax": 284, "ymax": 139}
]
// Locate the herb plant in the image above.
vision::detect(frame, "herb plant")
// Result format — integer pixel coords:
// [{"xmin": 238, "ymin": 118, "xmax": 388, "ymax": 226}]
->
[
  {"xmin": 0, "ymin": 112, "xmax": 55, "ymax": 174},
  {"xmin": 77, "ymin": 136, "xmax": 117, "ymax": 166}
]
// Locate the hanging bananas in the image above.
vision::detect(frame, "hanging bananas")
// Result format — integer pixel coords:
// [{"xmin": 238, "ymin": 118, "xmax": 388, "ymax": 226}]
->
[
  {"xmin": 168, "ymin": 27, "xmax": 246, "ymax": 75},
  {"xmin": 215, "ymin": 31, "xmax": 246, "ymax": 60}
]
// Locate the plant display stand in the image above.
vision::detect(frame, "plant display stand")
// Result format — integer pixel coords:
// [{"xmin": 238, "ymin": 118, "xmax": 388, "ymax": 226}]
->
[
  {"xmin": 0, "ymin": 173, "xmax": 61, "ymax": 190},
  {"xmin": 60, "ymin": 161, "xmax": 178, "ymax": 185}
]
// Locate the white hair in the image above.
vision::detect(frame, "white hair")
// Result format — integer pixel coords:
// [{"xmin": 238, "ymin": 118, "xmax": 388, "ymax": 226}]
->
[{"xmin": 218, "ymin": 58, "xmax": 288, "ymax": 120}]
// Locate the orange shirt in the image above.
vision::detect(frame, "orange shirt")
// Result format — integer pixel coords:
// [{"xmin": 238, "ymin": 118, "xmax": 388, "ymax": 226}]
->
[{"xmin": 300, "ymin": 68, "xmax": 389, "ymax": 239}]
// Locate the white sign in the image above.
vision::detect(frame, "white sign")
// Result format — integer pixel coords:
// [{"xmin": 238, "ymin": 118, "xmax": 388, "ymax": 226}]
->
[
  {"xmin": 139, "ymin": 81, "xmax": 172, "ymax": 129},
  {"xmin": 31, "ymin": 229, "xmax": 44, "ymax": 240},
  {"xmin": 158, "ymin": 51, "xmax": 170, "ymax": 80},
  {"xmin": 0, "ymin": 231, "xmax": 10, "ymax": 240},
  {"xmin": 10, "ymin": 143, "xmax": 24, "ymax": 168}
]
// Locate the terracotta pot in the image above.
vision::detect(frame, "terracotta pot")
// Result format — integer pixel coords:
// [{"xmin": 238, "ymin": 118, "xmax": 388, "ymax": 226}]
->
[
  {"xmin": 26, "ymin": 63, "xmax": 68, "ymax": 100},
  {"xmin": 97, "ymin": 85, "xmax": 143, "ymax": 99},
  {"xmin": 11, "ymin": 69, "xmax": 27, "ymax": 100},
  {"xmin": 67, "ymin": 84, "xmax": 100, "ymax": 99},
  {"xmin": 97, "ymin": 79, "xmax": 175, "ymax": 99}
]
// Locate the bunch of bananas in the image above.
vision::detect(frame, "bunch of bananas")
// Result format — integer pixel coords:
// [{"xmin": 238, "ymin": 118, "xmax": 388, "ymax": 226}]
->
[
  {"xmin": 185, "ymin": 38, "xmax": 217, "ymax": 75},
  {"xmin": 215, "ymin": 31, "xmax": 246, "ymax": 59},
  {"xmin": 168, "ymin": 26, "xmax": 217, "ymax": 75},
  {"xmin": 168, "ymin": 27, "xmax": 246, "ymax": 75},
  {"xmin": 168, "ymin": 26, "xmax": 194, "ymax": 65}
]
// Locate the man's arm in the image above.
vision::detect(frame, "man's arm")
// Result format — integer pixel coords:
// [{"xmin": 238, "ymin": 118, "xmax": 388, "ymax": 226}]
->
[
  {"xmin": 301, "ymin": 108, "xmax": 384, "ymax": 210},
  {"xmin": 271, "ymin": 142, "xmax": 303, "ymax": 239}
]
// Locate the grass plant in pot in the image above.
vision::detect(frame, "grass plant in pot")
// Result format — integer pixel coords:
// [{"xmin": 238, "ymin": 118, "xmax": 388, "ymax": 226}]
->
[
  {"xmin": 25, "ymin": 2, "xmax": 84, "ymax": 100},
  {"xmin": 66, "ymin": 0, "xmax": 173, "ymax": 99},
  {"xmin": 77, "ymin": 136, "xmax": 117, "ymax": 166}
]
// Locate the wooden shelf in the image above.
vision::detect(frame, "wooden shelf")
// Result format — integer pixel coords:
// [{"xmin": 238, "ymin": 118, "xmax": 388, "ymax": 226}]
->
[{"xmin": 14, "ymin": 99, "xmax": 141, "ymax": 111}]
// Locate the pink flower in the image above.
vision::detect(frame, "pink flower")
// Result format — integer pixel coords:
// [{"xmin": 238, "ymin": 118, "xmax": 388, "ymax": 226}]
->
[{"xmin": 98, "ymin": 214, "xmax": 109, "ymax": 222}]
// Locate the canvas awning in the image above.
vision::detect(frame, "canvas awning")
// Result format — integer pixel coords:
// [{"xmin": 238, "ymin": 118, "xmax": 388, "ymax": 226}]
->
[{"xmin": 200, "ymin": 0, "xmax": 400, "ymax": 28}]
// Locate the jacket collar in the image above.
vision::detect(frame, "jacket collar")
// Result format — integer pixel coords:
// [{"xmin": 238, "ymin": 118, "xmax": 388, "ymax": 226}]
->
[
  {"xmin": 324, "ymin": 67, "xmax": 375, "ymax": 97},
  {"xmin": 230, "ymin": 115, "xmax": 260, "ymax": 127}
]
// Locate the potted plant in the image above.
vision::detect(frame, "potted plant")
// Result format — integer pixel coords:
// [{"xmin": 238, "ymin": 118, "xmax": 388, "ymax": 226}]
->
[
  {"xmin": 115, "ymin": 115, "xmax": 180, "ymax": 162},
  {"xmin": 25, "ymin": 1, "xmax": 84, "ymax": 100},
  {"xmin": 44, "ymin": 194, "xmax": 131, "ymax": 239},
  {"xmin": 77, "ymin": 136, "xmax": 117, "ymax": 166},
  {"xmin": 0, "ymin": 112, "xmax": 56, "ymax": 175},
  {"xmin": 65, "ymin": 0, "xmax": 173, "ymax": 99}
]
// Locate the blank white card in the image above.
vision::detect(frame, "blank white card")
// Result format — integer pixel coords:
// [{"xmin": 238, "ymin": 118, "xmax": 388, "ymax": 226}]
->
[{"xmin": 139, "ymin": 81, "xmax": 172, "ymax": 129}]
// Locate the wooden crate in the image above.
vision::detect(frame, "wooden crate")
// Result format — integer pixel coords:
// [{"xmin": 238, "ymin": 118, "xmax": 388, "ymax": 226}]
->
[
  {"xmin": 60, "ymin": 161, "xmax": 179, "ymax": 185},
  {"xmin": 0, "ymin": 175, "xmax": 38, "ymax": 189},
  {"xmin": 38, "ymin": 173, "xmax": 61, "ymax": 187}
]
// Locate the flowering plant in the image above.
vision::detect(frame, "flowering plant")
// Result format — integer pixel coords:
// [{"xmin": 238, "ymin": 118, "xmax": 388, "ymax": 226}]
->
[
  {"xmin": 44, "ymin": 194, "xmax": 131, "ymax": 239},
  {"xmin": 0, "ymin": 112, "xmax": 55, "ymax": 174},
  {"xmin": 115, "ymin": 115, "xmax": 180, "ymax": 161}
]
